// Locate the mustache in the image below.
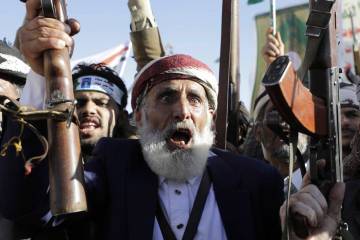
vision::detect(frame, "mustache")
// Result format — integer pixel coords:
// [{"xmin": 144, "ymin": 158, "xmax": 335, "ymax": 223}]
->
[
  {"xmin": 342, "ymin": 127, "xmax": 357, "ymax": 134},
  {"xmin": 271, "ymin": 145, "xmax": 290, "ymax": 161},
  {"xmin": 164, "ymin": 121, "xmax": 196, "ymax": 138}
]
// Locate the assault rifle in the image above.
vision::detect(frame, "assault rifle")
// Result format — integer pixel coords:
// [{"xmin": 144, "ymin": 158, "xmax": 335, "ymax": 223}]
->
[
  {"xmin": 41, "ymin": 0, "xmax": 87, "ymax": 215},
  {"xmin": 216, "ymin": 0, "xmax": 244, "ymax": 150},
  {"xmin": 262, "ymin": 0, "xmax": 342, "ymax": 238}
]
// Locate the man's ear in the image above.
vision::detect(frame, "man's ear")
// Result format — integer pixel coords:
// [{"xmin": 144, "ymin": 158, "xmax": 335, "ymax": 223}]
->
[
  {"xmin": 254, "ymin": 121, "xmax": 262, "ymax": 142},
  {"xmin": 135, "ymin": 109, "xmax": 142, "ymax": 127},
  {"xmin": 210, "ymin": 109, "xmax": 216, "ymax": 131}
]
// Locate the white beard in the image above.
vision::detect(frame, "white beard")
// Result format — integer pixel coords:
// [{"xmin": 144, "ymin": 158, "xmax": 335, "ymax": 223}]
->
[{"xmin": 137, "ymin": 112, "xmax": 214, "ymax": 181}]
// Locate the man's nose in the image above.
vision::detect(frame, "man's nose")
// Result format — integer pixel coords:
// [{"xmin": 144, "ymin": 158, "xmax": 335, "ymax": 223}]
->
[
  {"xmin": 172, "ymin": 98, "xmax": 191, "ymax": 121},
  {"xmin": 341, "ymin": 114, "xmax": 349, "ymax": 126},
  {"xmin": 77, "ymin": 100, "xmax": 96, "ymax": 116}
]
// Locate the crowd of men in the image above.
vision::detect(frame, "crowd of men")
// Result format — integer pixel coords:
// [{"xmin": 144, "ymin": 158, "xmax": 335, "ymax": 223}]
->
[{"xmin": 0, "ymin": 0, "xmax": 358, "ymax": 239}]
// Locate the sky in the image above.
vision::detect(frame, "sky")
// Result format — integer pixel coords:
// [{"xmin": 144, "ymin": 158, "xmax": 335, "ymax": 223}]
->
[{"xmin": 1, "ymin": 0, "xmax": 307, "ymax": 110}]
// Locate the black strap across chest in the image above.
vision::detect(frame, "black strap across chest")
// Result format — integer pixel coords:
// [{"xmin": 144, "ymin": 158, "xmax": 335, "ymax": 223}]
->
[{"xmin": 156, "ymin": 169, "xmax": 211, "ymax": 240}]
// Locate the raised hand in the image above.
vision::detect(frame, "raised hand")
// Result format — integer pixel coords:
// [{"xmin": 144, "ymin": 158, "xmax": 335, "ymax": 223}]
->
[{"xmin": 261, "ymin": 27, "xmax": 285, "ymax": 66}]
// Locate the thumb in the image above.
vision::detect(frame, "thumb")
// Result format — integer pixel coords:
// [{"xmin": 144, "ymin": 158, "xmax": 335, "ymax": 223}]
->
[
  {"xmin": 66, "ymin": 18, "xmax": 81, "ymax": 36},
  {"xmin": 327, "ymin": 182, "xmax": 345, "ymax": 221},
  {"xmin": 25, "ymin": 0, "xmax": 42, "ymax": 21}
]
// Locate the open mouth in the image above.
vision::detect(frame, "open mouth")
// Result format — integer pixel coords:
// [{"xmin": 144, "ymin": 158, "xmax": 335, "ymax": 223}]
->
[
  {"xmin": 167, "ymin": 128, "xmax": 193, "ymax": 149},
  {"xmin": 79, "ymin": 117, "xmax": 100, "ymax": 135}
]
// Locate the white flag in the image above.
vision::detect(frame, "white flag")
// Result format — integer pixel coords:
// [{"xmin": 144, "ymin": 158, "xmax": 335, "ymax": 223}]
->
[{"xmin": 71, "ymin": 41, "xmax": 132, "ymax": 78}]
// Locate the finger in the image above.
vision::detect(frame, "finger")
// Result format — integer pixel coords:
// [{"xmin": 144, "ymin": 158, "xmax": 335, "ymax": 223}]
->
[
  {"xmin": 290, "ymin": 200, "xmax": 318, "ymax": 227},
  {"xmin": 267, "ymin": 27, "xmax": 274, "ymax": 35},
  {"xmin": 301, "ymin": 159, "xmax": 326, "ymax": 188},
  {"xmin": 276, "ymin": 32, "xmax": 284, "ymax": 46},
  {"xmin": 25, "ymin": 0, "xmax": 42, "ymax": 21},
  {"xmin": 66, "ymin": 18, "xmax": 81, "ymax": 36},
  {"xmin": 24, "ymin": 26, "xmax": 73, "ymax": 46},
  {"xmin": 267, "ymin": 34, "xmax": 279, "ymax": 46},
  {"xmin": 25, "ymin": 37, "xmax": 67, "ymax": 57},
  {"xmin": 301, "ymin": 171, "xmax": 311, "ymax": 188},
  {"xmin": 267, "ymin": 42, "xmax": 281, "ymax": 55},
  {"xmin": 302, "ymin": 184, "xmax": 328, "ymax": 212},
  {"xmin": 295, "ymin": 192, "xmax": 325, "ymax": 222},
  {"xmin": 327, "ymin": 182, "xmax": 345, "ymax": 221},
  {"xmin": 265, "ymin": 49, "xmax": 278, "ymax": 57},
  {"xmin": 26, "ymin": 17, "xmax": 71, "ymax": 35}
]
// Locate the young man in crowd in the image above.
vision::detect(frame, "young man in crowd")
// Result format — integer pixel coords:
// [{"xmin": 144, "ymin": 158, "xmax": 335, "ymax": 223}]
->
[
  {"xmin": 339, "ymin": 82, "xmax": 360, "ymax": 158},
  {"xmin": 0, "ymin": 40, "xmax": 29, "ymax": 240}
]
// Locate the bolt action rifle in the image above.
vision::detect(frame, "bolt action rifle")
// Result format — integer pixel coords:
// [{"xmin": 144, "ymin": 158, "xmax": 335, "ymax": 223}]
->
[
  {"xmin": 41, "ymin": 0, "xmax": 87, "ymax": 216},
  {"xmin": 216, "ymin": 0, "xmax": 245, "ymax": 150},
  {"xmin": 262, "ymin": 0, "xmax": 344, "ymax": 238}
]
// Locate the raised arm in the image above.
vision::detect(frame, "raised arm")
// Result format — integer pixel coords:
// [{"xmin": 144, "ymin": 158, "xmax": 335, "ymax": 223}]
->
[{"xmin": 128, "ymin": 0, "xmax": 165, "ymax": 71}]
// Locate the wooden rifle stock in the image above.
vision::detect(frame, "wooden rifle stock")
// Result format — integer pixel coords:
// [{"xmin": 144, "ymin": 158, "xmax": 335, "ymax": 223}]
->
[
  {"xmin": 215, "ymin": 0, "xmax": 233, "ymax": 149},
  {"xmin": 41, "ymin": 0, "xmax": 87, "ymax": 215}
]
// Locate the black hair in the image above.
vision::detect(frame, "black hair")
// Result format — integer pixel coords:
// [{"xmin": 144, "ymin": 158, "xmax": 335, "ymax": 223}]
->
[{"xmin": 72, "ymin": 63, "xmax": 128, "ymax": 109}]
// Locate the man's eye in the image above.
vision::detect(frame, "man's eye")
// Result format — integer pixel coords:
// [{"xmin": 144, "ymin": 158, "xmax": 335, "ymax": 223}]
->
[
  {"xmin": 347, "ymin": 111, "xmax": 360, "ymax": 118},
  {"xmin": 95, "ymin": 99, "xmax": 109, "ymax": 107},
  {"xmin": 76, "ymin": 100, "xmax": 85, "ymax": 108},
  {"xmin": 159, "ymin": 94, "xmax": 174, "ymax": 104},
  {"xmin": 189, "ymin": 96, "xmax": 201, "ymax": 105}
]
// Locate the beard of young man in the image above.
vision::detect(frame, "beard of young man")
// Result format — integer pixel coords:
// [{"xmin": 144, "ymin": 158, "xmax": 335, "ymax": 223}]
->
[
  {"xmin": 138, "ymin": 110, "xmax": 215, "ymax": 182},
  {"xmin": 269, "ymin": 133, "xmax": 309, "ymax": 164}
]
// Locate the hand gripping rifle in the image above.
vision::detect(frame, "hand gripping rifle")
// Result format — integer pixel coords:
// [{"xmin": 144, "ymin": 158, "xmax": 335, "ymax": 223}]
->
[
  {"xmin": 262, "ymin": 0, "xmax": 344, "ymax": 238},
  {"xmin": 41, "ymin": 0, "xmax": 87, "ymax": 215},
  {"xmin": 216, "ymin": 0, "xmax": 242, "ymax": 149}
]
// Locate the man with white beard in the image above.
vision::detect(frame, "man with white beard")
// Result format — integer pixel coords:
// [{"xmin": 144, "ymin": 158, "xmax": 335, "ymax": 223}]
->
[{"xmin": 0, "ymin": 1, "xmax": 345, "ymax": 239}]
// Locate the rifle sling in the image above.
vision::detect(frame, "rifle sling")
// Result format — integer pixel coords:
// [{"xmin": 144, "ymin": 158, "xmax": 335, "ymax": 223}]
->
[
  {"xmin": 156, "ymin": 169, "xmax": 211, "ymax": 240},
  {"xmin": 298, "ymin": 0, "xmax": 335, "ymax": 80}
]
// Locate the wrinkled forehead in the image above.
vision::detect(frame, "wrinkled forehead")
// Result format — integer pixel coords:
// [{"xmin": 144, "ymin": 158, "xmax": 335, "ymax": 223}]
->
[{"xmin": 147, "ymin": 79, "xmax": 208, "ymax": 98}]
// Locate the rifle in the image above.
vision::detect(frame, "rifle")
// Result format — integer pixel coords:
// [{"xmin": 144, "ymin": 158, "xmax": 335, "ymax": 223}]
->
[
  {"xmin": 262, "ymin": 0, "xmax": 343, "ymax": 238},
  {"xmin": 226, "ymin": 0, "xmax": 246, "ymax": 149},
  {"xmin": 216, "ymin": 0, "xmax": 243, "ymax": 150},
  {"xmin": 41, "ymin": 0, "xmax": 87, "ymax": 215}
]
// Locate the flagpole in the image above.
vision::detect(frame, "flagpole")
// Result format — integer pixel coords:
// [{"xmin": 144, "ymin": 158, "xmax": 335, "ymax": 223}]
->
[{"xmin": 270, "ymin": 0, "xmax": 276, "ymax": 35}]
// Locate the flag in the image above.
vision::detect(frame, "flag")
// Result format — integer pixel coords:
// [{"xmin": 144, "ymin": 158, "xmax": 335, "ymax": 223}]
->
[
  {"xmin": 248, "ymin": 0, "xmax": 264, "ymax": 5},
  {"xmin": 341, "ymin": 0, "xmax": 360, "ymax": 75},
  {"xmin": 251, "ymin": 4, "xmax": 308, "ymax": 109},
  {"xmin": 71, "ymin": 41, "xmax": 132, "ymax": 78}
]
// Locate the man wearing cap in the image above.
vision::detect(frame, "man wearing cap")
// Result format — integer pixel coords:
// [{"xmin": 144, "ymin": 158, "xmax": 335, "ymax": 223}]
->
[
  {"xmin": 0, "ymin": 2, "xmax": 347, "ymax": 238},
  {"xmin": 339, "ymin": 82, "xmax": 360, "ymax": 158},
  {"xmin": 251, "ymin": 29, "xmax": 309, "ymax": 192},
  {"xmin": 0, "ymin": 40, "xmax": 30, "ymax": 136},
  {"xmin": 0, "ymin": 40, "xmax": 30, "ymax": 240}
]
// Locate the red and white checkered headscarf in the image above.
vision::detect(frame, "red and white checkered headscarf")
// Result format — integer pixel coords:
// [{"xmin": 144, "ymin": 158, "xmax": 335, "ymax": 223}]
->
[{"xmin": 131, "ymin": 54, "xmax": 218, "ymax": 110}]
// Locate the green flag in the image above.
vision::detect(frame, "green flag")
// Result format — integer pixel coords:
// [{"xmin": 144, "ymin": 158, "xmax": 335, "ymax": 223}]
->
[
  {"xmin": 248, "ymin": 0, "xmax": 264, "ymax": 4},
  {"xmin": 251, "ymin": 4, "xmax": 309, "ymax": 109}
]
